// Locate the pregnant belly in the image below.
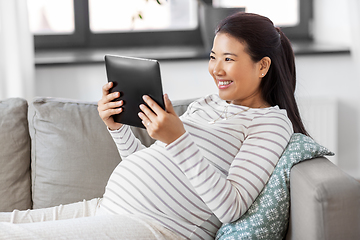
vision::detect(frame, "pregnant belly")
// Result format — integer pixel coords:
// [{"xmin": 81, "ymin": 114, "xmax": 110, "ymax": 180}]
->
[{"xmin": 100, "ymin": 146, "xmax": 212, "ymax": 226}]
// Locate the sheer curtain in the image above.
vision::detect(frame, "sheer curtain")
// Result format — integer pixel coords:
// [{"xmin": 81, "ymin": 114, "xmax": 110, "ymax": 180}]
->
[
  {"xmin": 349, "ymin": 0, "xmax": 360, "ymax": 66},
  {"xmin": 0, "ymin": 0, "xmax": 34, "ymax": 101}
]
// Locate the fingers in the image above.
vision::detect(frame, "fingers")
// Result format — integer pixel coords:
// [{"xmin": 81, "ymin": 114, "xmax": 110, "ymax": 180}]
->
[
  {"xmin": 100, "ymin": 83, "xmax": 120, "ymax": 103},
  {"xmin": 99, "ymin": 93, "xmax": 121, "ymax": 109},
  {"xmin": 138, "ymin": 103, "xmax": 155, "ymax": 128},
  {"xmin": 141, "ymin": 95, "xmax": 166, "ymax": 114},
  {"xmin": 139, "ymin": 94, "xmax": 175, "ymax": 120},
  {"xmin": 138, "ymin": 111, "xmax": 151, "ymax": 128},
  {"xmin": 99, "ymin": 82, "xmax": 120, "ymax": 107},
  {"xmin": 163, "ymin": 94, "xmax": 175, "ymax": 114},
  {"xmin": 139, "ymin": 94, "xmax": 185, "ymax": 144},
  {"xmin": 139, "ymin": 94, "xmax": 176, "ymax": 129},
  {"xmin": 99, "ymin": 100, "xmax": 123, "ymax": 116},
  {"xmin": 102, "ymin": 82, "xmax": 113, "ymax": 97},
  {"xmin": 98, "ymin": 102, "xmax": 122, "ymax": 126},
  {"xmin": 139, "ymin": 95, "xmax": 164, "ymax": 124},
  {"xmin": 98, "ymin": 82, "xmax": 124, "ymax": 130}
]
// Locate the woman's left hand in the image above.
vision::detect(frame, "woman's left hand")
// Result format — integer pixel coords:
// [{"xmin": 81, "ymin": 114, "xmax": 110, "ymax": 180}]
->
[{"xmin": 138, "ymin": 94, "xmax": 186, "ymax": 145}]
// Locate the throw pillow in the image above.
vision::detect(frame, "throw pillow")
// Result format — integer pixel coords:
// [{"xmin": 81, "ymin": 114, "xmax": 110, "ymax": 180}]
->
[
  {"xmin": 215, "ymin": 133, "xmax": 334, "ymax": 240},
  {"xmin": 0, "ymin": 98, "xmax": 32, "ymax": 211},
  {"xmin": 30, "ymin": 98, "xmax": 122, "ymax": 209}
]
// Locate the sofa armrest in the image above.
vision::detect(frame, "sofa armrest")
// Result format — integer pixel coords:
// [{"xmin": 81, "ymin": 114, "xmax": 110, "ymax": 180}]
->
[{"xmin": 286, "ymin": 157, "xmax": 360, "ymax": 240}]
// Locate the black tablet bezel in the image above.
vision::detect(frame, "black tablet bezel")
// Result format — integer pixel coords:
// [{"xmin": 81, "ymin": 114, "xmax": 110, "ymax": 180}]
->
[{"xmin": 105, "ymin": 55, "xmax": 165, "ymax": 128}]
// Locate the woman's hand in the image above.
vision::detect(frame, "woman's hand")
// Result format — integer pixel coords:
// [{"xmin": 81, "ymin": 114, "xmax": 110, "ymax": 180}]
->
[
  {"xmin": 97, "ymin": 82, "xmax": 123, "ymax": 131},
  {"xmin": 139, "ymin": 94, "xmax": 186, "ymax": 145}
]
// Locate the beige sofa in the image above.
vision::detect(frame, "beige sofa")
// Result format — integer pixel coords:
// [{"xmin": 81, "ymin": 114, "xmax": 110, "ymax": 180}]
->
[{"xmin": 0, "ymin": 97, "xmax": 359, "ymax": 239}]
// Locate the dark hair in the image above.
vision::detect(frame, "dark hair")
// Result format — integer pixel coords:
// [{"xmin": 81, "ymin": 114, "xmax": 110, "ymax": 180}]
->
[{"xmin": 216, "ymin": 12, "xmax": 309, "ymax": 136}]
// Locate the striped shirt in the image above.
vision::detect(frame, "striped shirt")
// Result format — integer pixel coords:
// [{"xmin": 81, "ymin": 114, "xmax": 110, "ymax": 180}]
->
[{"xmin": 99, "ymin": 94, "xmax": 293, "ymax": 239}]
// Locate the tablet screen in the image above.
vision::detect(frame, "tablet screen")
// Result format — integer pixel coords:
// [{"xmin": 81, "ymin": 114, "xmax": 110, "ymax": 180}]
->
[{"xmin": 105, "ymin": 55, "xmax": 165, "ymax": 128}]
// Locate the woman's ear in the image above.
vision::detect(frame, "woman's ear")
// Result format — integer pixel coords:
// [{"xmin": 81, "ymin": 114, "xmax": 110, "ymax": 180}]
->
[{"xmin": 259, "ymin": 57, "xmax": 271, "ymax": 77}]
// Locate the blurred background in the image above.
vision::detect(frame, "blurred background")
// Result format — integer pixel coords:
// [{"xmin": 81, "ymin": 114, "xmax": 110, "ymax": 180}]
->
[{"xmin": 0, "ymin": 0, "xmax": 359, "ymax": 179}]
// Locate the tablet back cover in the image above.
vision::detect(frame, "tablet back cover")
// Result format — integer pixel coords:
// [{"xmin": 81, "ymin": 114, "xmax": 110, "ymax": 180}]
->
[{"xmin": 105, "ymin": 55, "xmax": 165, "ymax": 128}]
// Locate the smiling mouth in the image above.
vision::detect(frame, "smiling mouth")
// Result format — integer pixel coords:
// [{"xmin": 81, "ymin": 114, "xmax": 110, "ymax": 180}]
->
[{"xmin": 218, "ymin": 80, "xmax": 233, "ymax": 87}]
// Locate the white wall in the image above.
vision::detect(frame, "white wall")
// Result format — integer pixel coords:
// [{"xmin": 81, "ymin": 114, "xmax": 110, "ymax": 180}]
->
[
  {"xmin": 312, "ymin": 0, "xmax": 352, "ymax": 45},
  {"xmin": 296, "ymin": 54, "xmax": 359, "ymax": 177},
  {"xmin": 310, "ymin": 0, "xmax": 360, "ymax": 177},
  {"xmin": 34, "ymin": 60, "xmax": 216, "ymax": 103}
]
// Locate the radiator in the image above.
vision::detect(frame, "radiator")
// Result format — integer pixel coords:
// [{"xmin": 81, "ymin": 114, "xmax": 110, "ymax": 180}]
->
[{"xmin": 297, "ymin": 97, "xmax": 338, "ymax": 164}]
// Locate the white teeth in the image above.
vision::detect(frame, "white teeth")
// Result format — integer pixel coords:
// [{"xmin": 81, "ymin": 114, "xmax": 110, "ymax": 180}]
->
[{"xmin": 219, "ymin": 81, "xmax": 232, "ymax": 86}]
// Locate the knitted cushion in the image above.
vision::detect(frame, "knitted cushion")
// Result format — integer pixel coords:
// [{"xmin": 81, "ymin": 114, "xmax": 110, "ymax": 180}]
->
[{"xmin": 216, "ymin": 133, "xmax": 334, "ymax": 240}]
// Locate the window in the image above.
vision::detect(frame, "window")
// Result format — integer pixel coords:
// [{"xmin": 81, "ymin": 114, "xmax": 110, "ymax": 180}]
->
[
  {"xmin": 212, "ymin": 0, "xmax": 312, "ymax": 40},
  {"xmin": 89, "ymin": 0, "xmax": 197, "ymax": 32},
  {"xmin": 27, "ymin": 0, "xmax": 312, "ymax": 50},
  {"xmin": 28, "ymin": 0, "xmax": 75, "ymax": 34},
  {"xmin": 213, "ymin": 0, "xmax": 299, "ymax": 27}
]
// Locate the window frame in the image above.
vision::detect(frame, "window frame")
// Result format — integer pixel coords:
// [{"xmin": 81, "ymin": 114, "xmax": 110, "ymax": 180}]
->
[
  {"xmin": 33, "ymin": 0, "xmax": 313, "ymax": 50},
  {"xmin": 278, "ymin": 0, "xmax": 313, "ymax": 39},
  {"xmin": 33, "ymin": 0, "xmax": 89, "ymax": 48}
]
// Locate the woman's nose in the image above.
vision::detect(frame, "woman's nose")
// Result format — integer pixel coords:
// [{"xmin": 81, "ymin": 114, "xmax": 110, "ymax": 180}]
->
[{"xmin": 213, "ymin": 62, "xmax": 225, "ymax": 76}]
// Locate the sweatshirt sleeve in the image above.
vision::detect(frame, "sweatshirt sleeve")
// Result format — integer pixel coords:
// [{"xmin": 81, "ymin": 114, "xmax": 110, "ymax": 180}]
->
[
  {"xmin": 165, "ymin": 113, "xmax": 293, "ymax": 223},
  {"xmin": 108, "ymin": 125, "xmax": 146, "ymax": 159}
]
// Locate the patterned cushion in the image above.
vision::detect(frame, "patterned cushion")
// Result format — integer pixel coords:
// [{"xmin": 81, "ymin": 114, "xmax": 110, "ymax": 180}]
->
[{"xmin": 215, "ymin": 133, "xmax": 334, "ymax": 240}]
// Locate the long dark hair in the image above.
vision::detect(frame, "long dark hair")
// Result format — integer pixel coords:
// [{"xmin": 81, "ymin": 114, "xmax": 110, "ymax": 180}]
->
[{"xmin": 216, "ymin": 12, "xmax": 309, "ymax": 135}]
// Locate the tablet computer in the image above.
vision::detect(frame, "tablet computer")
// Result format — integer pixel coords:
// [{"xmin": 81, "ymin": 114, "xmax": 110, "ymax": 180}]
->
[{"xmin": 104, "ymin": 55, "xmax": 165, "ymax": 128}]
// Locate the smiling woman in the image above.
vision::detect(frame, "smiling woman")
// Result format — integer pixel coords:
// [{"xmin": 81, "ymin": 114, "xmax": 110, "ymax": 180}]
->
[
  {"xmin": 1, "ymin": 12, "xmax": 309, "ymax": 240},
  {"xmin": 213, "ymin": 12, "xmax": 308, "ymax": 135},
  {"xmin": 209, "ymin": 33, "xmax": 271, "ymax": 107}
]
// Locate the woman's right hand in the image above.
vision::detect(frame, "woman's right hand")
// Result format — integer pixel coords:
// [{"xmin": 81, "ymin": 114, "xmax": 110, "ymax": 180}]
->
[{"xmin": 98, "ymin": 82, "xmax": 123, "ymax": 131}]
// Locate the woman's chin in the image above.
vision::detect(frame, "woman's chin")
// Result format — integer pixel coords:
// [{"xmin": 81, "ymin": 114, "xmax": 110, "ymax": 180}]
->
[{"xmin": 218, "ymin": 93, "xmax": 232, "ymax": 103}]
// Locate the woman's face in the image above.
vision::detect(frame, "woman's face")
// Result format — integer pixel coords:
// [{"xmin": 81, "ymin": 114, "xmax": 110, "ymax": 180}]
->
[{"xmin": 208, "ymin": 32, "xmax": 267, "ymax": 107}]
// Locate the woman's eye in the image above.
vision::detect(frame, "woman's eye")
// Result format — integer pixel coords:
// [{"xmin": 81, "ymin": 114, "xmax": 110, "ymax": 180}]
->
[
  {"xmin": 225, "ymin": 57, "xmax": 233, "ymax": 61},
  {"xmin": 210, "ymin": 55, "xmax": 215, "ymax": 60}
]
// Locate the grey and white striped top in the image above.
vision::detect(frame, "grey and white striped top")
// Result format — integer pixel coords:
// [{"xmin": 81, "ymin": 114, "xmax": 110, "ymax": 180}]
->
[{"xmin": 99, "ymin": 94, "xmax": 293, "ymax": 239}]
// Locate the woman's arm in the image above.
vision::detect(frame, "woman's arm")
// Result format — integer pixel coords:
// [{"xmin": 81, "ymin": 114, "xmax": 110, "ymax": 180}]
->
[
  {"xmin": 165, "ymin": 113, "xmax": 293, "ymax": 223},
  {"xmin": 98, "ymin": 82, "xmax": 147, "ymax": 158},
  {"xmin": 108, "ymin": 125, "xmax": 146, "ymax": 159}
]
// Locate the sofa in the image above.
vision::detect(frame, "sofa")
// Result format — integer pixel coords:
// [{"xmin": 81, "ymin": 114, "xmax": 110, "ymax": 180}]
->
[{"xmin": 0, "ymin": 97, "xmax": 359, "ymax": 239}]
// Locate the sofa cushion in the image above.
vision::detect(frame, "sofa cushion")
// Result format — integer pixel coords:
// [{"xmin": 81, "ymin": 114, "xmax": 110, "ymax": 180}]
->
[
  {"xmin": 0, "ymin": 98, "xmax": 32, "ymax": 211},
  {"xmin": 215, "ymin": 133, "xmax": 334, "ymax": 240},
  {"xmin": 29, "ymin": 98, "xmax": 122, "ymax": 209}
]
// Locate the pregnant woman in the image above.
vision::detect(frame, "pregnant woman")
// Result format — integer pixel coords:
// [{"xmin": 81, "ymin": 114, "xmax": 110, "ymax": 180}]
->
[{"xmin": 0, "ymin": 12, "xmax": 307, "ymax": 240}]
